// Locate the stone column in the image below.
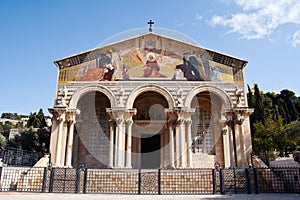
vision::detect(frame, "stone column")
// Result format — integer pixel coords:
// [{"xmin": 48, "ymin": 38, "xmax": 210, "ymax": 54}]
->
[
  {"xmin": 125, "ymin": 119, "xmax": 133, "ymax": 168},
  {"xmin": 115, "ymin": 117, "xmax": 124, "ymax": 168},
  {"xmin": 222, "ymin": 124, "xmax": 231, "ymax": 168},
  {"xmin": 108, "ymin": 120, "xmax": 115, "ymax": 168},
  {"xmin": 165, "ymin": 109, "xmax": 177, "ymax": 169},
  {"xmin": 185, "ymin": 119, "xmax": 193, "ymax": 168},
  {"xmin": 178, "ymin": 118, "xmax": 186, "ymax": 168},
  {"xmin": 65, "ymin": 119, "xmax": 75, "ymax": 167},
  {"xmin": 55, "ymin": 112, "xmax": 66, "ymax": 166},
  {"xmin": 168, "ymin": 120, "xmax": 175, "ymax": 168},
  {"xmin": 65, "ymin": 109, "xmax": 80, "ymax": 167}
]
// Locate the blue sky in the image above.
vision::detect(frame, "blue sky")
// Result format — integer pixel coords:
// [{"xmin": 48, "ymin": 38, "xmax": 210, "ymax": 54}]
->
[{"xmin": 0, "ymin": 0, "xmax": 300, "ymax": 115}]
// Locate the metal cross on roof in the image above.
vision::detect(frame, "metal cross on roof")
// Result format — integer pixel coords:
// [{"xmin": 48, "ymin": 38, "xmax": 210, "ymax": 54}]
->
[{"xmin": 148, "ymin": 20, "xmax": 154, "ymax": 32}]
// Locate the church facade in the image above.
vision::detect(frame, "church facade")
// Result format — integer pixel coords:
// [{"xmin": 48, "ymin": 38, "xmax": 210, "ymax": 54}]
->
[{"xmin": 48, "ymin": 28, "xmax": 253, "ymax": 169}]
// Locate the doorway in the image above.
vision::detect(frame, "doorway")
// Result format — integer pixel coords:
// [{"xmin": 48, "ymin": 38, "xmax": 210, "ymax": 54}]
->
[{"xmin": 140, "ymin": 134, "xmax": 161, "ymax": 169}]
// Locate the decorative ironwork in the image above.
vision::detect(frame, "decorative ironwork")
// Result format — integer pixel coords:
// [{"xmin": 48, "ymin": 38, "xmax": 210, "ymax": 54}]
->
[
  {"xmin": 255, "ymin": 167, "xmax": 300, "ymax": 193},
  {"xmin": 0, "ymin": 167, "xmax": 45, "ymax": 192},
  {"xmin": 85, "ymin": 169, "xmax": 139, "ymax": 194},
  {"xmin": 160, "ymin": 169, "xmax": 214, "ymax": 194},
  {"xmin": 50, "ymin": 168, "xmax": 77, "ymax": 193},
  {"xmin": 0, "ymin": 147, "xmax": 42, "ymax": 167},
  {"xmin": 0, "ymin": 166, "xmax": 299, "ymax": 194},
  {"xmin": 221, "ymin": 168, "xmax": 248, "ymax": 194},
  {"xmin": 140, "ymin": 171, "xmax": 159, "ymax": 194}
]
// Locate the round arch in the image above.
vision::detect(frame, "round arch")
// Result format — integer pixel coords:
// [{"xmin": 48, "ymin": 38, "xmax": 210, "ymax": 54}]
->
[
  {"xmin": 69, "ymin": 84, "xmax": 117, "ymax": 109},
  {"xmin": 126, "ymin": 84, "xmax": 175, "ymax": 109},
  {"xmin": 184, "ymin": 85, "xmax": 232, "ymax": 109}
]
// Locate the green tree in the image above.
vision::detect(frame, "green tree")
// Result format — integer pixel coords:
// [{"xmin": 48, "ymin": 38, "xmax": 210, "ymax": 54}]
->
[
  {"xmin": 27, "ymin": 109, "xmax": 47, "ymax": 128},
  {"xmin": 0, "ymin": 121, "xmax": 14, "ymax": 138},
  {"xmin": 0, "ymin": 133, "xmax": 7, "ymax": 149},
  {"xmin": 285, "ymin": 120, "xmax": 300, "ymax": 146},
  {"xmin": 10, "ymin": 129, "xmax": 38, "ymax": 152},
  {"xmin": 252, "ymin": 117, "xmax": 286, "ymax": 156}
]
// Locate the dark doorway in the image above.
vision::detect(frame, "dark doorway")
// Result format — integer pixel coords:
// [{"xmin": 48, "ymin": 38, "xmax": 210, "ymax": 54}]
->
[{"xmin": 141, "ymin": 134, "xmax": 161, "ymax": 169}]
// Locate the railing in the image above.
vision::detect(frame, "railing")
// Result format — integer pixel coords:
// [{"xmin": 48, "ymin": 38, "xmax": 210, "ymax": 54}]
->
[
  {"xmin": 0, "ymin": 166, "xmax": 299, "ymax": 194},
  {"xmin": 0, "ymin": 147, "xmax": 42, "ymax": 167}
]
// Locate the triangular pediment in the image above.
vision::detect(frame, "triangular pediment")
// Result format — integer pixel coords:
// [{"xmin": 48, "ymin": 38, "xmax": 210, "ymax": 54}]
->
[{"xmin": 54, "ymin": 31, "xmax": 247, "ymax": 83}]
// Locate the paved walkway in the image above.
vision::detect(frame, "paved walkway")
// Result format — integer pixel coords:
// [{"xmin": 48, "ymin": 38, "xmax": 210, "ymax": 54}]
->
[{"xmin": 0, "ymin": 193, "xmax": 299, "ymax": 200}]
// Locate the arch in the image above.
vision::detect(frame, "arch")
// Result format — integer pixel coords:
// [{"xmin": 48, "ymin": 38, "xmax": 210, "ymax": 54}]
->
[
  {"xmin": 69, "ymin": 84, "xmax": 117, "ymax": 109},
  {"xmin": 126, "ymin": 84, "xmax": 175, "ymax": 109},
  {"xmin": 185, "ymin": 85, "xmax": 232, "ymax": 109}
]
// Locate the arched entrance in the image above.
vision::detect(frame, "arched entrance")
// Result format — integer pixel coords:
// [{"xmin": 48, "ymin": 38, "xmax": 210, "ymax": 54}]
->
[
  {"xmin": 132, "ymin": 92, "xmax": 169, "ymax": 169},
  {"xmin": 73, "ymin": 91, "xmax": 111, "ymax": 168},
  {"xmin": 190, "ymin": 92, "xmax": 225, "ymax": 167}
]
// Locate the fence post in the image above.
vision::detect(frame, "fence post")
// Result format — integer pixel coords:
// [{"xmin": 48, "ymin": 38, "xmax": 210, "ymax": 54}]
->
[
  {"xmin": 75, "ymin": 167, "xmax": 81, "ymax": 193},
  {"xmin": 253, "ymin": 168, "xmax": 259, "ymax": 194},
  {"xmin": 212, "ymin": 169, "xmax": 216, "ymax": 194},
  {"xmin": 49, "ymin": 168, "xmax": 55, "ymax": 193},
  {"xmin": 233, "ymin": 168, "xmax": 237, "ymax": 194},
  {"xmin": 245, "ymin": 167, "xmax": 252, "ymax": 194},
  {"xmin": 220, "ymin": 169, "xmax": 225, "ymax": 194},
  {"xmin": 82, "ymin": 168, "xmax": 87, "ymax": 194},
  {"xmin": 158, "ymin": 169, "xmax": 161, "ymax": 195},
  {"xmin": 41, "ymin": 167, "xmax": 48, "ymax": 193},
  {"xmin": 0, "ymin": 166, "xmax": 2, "ymax": 180},
  {"xmin": 138, "ymin": 169, "xmax": 141, "ymax": 194}
]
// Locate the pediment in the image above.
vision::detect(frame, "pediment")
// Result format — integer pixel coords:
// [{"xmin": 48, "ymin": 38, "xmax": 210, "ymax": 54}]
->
[{"xmin": 54, "ymin": 31, "xmax": 247, "ymax": 83}]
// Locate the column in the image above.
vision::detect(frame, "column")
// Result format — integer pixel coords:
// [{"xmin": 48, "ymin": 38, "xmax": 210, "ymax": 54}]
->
[
  {"xmin": 222, "ymin": 125, "xmax": 231, "ymax": 168},
  {"xmin": 178, "ymin": 118, "xmax": 186, "ymax": 168},
  {"xmin": 55, "ymin": 112, "xmax": 65, "ymax": 166},
  {"xmin": 108, "ymin": 121, "xmax": 115, "ymax": 168},
  {"xmin": 65, "ymin": 118, "xmax": 75, "ymax": 167},
  {"xmin": 228, "ymin": 123, "xmax": 236, "ymax": 167},
  {"xmin": 125, "ymin": 119, "xmax": 133, "ymax": 168},
  {"xmin": 175, "ymin": 125, "xmax": 180, "ymax": 168},
  {"xmin": 168, "ymin": 120, "xmax": 175, "ymax": 168},
  {"xmin": 114, "ymin": 120, "xmax": 119, "ymax": 167},
  {"xmin": 185, "ymin": 119, "xmax": 193, "ymax": 168},
  {"xmin": 238, "ymin": 120, "xmax": 247, "ymax": 166},
  {"xmin": 115, "ymin": 118, "xmax": 124, "ymax": 168}
]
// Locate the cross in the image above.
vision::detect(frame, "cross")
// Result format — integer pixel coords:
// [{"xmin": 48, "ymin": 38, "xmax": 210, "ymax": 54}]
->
[{"xmin": 148, "ymin": 20, "xmax": 154, "ymax": 32}]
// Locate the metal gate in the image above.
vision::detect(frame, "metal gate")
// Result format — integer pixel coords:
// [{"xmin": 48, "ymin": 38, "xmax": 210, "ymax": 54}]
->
[{"xmin": 49, "ymin": 168, "xmax": 84, "ymax": 193}]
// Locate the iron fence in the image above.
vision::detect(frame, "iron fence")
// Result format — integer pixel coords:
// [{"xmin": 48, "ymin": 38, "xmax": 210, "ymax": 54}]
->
[
  {"xmin": 0, "ymin": 166, "xmax": 299, "ymax": 194},
  {"xmin": 0, "ymin": 147, "xmax": 42, "ymax": 167}
]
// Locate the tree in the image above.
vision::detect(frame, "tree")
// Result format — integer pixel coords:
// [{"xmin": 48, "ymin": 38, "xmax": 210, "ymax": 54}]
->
[
  {"xmin": 27, "ymin": 109, "xmax": 47, "ymax": 128},
  {"xmin": 252, "ymin": 117, "xmax": 286, "ymax": 157},
  {"xmin": 285, "ymin": 120, "xmax": 300, "ymax": 145},
  {"xmin": 10, "ymin": 128, "xmax": 38, "ymax": 152},
  {"xmin": 0, "ymin": 121, "xmax": 14, "ymax": 138},
  {"xmin": 0, "ymin": 133, "xmax": 7, "ymax": 149}
]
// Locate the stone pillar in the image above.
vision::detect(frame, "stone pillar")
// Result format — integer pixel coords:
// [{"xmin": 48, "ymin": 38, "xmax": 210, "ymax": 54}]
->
[
  {"xmin": 65, "ymin": 119, "xmax": 75, "ymax": 167},
  {"xmin": 185, "ymin": 119, "xmax": 193, "ymax": 168},
  {"xmin": 115, "ymin": 117, "xmax": 124, "ymax": 168},
  {"xmin": 168, "ymin": 120, "xmax": 175, "ymax": 168},
  {"xmin": 125, "ymin": 119, "xmax": 133, "ymax": 168},
  {"xmin": 222, "ymin": 124, "xmax": 231, "ymax": 168},
  {"xmin": 177, "ymin": 118, "xmax": 186, "ymax": 168},
  {"xmin": 55, "ymin": 112, "xmax": 66, "ymax": 166},
  {"xmin": 107, "ymin": 108, "xmax": 133, "ymax": 169},
  {"xmin": 228, "ymin": 122, "xmax": 236, "ymax": 167},
  {"xmin": 65, "ymin": 109, "xmax": 80, "ymax": 167},
  {"xmin": 108, "ymin": 120, "xmax": 115, "ymax": 168}
]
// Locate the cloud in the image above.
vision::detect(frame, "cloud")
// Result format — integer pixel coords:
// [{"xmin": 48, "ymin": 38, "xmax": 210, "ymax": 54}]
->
[
  {"xmin": 209, "ymin": 0, "xmax": 300, "ymax": 45},
  {"xmin": 174, "ymin": 21, "xmax": 185, "ymax": 27},
  {"xmin": 292, "ymin": 30, "xmax": 300, "ymax": 47},
  {"xmin": 194, "ymin": 14, "xmax": 203, "ymax": 21}
]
